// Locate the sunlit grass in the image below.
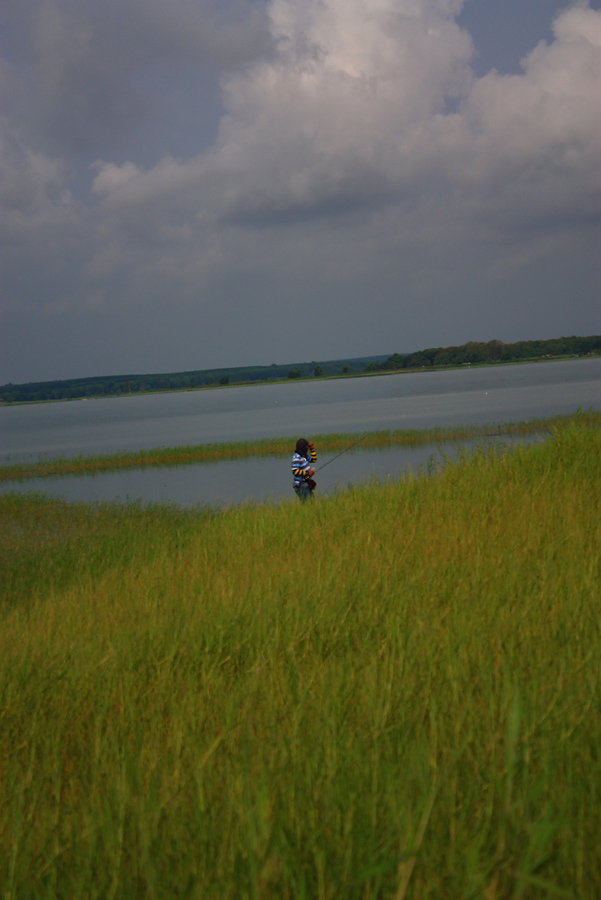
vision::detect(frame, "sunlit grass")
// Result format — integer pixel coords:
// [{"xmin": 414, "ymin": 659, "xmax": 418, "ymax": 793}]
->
[
  {"xmin": 1, "ymin": 414, "xmax": 600, "ymax": 898},
  {"xmin": 2, "ymin": 411, "xmax": 600, "ymax": 483}
]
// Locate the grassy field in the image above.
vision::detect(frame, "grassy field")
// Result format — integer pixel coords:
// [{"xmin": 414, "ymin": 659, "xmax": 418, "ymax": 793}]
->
[{"xmin": 1, "ymin": 415, "xmax": 600, "ymax": 898}]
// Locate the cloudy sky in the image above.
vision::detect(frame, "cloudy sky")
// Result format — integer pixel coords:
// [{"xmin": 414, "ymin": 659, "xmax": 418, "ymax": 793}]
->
[{"xmin": 1, "ymin": 0, "xmax": 600, "ymax": 384}]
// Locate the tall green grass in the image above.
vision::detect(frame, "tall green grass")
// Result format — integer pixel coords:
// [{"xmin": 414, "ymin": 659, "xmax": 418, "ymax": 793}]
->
[
  {"xmin": 1, "ymin": 416, "xmax": 600, "ymax": 898},
  {"xmin": 4, "ymin": 412, "xmax": 599, "ymax": 482}
]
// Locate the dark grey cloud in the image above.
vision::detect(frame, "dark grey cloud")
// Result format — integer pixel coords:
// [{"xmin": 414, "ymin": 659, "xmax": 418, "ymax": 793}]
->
[{"xmin": 2, "ymin": 0, "xmax": 272, "ymax": 156}]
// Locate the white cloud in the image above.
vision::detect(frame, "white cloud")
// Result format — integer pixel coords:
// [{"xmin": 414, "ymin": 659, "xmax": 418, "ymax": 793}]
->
[
  {"xmin": 554, "ymin": 4, "xmax": 601, "ymax": 46},
  {"xmin": 5, "ymin": 0, "xmax": 600, "ymax": 246},
  {"xmin": 207, "ymin": 0, "xmax": 600, "ymax": 230},
  {"xmin": 91, "ymin": 161, "xmax": 142, "ymax": 196},
  {"xmin": 208, "ymin": 0, "xmax": 474, "ymax": 217},
  {"xmin": 440, "ymin": 4, "xmax": 601, "ymax": 229},
  {"xmin": 89, "ymin": 0, "xmax": 599, "ymax": 265}
]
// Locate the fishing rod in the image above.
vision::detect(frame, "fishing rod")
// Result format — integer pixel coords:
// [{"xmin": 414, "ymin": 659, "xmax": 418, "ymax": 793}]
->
[{"xmin": 314, "ymin": 434, "xmax": 367, "ymax": 473}]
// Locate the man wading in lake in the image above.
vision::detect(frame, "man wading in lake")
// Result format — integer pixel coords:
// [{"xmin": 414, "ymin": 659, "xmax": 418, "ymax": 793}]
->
[{"xmin": 291, "ymin": 438, "xmax": 317, "ymax": 501}]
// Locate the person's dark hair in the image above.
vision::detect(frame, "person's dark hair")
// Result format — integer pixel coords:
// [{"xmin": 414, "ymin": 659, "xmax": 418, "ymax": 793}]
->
[{"xmin": 295, "ymin": 438, "xmax": 309, "ymax": 456}]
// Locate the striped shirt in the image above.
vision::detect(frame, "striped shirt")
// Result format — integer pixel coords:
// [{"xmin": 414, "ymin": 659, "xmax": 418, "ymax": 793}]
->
[{"xmin": 291, "ymin": 446, "xmax": 317, "ymax": 484}]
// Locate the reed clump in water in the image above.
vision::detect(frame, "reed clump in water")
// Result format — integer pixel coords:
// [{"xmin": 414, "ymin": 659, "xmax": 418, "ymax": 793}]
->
[
  {"xmin": 2, "ymin": 410, "xmax": 598, "ymax": 482},
  {"xmin": 1, "ymin": 415, "xmax": 600, "ymax": 897}
]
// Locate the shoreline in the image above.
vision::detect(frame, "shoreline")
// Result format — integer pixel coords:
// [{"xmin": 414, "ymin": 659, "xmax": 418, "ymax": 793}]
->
[
  {"xmin": 1, "ymin": 411, "xmax": 599, "ymax": 483},
  {"xmin": 1, "ymin": 353, "xmax": 598, "ymax": 408}
]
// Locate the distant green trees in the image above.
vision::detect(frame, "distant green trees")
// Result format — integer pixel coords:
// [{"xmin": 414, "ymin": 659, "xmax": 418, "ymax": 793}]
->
[
  {"xmin": 0, "ymin": 358, "xmax": 362, "ymax": 403},
  {"xmin": 2, "ymin": 336, "xmax": 598, "ymax": 404},
  {"xmin": 365, "ymin": 335, "xmax": 601, "ymax": 375}
]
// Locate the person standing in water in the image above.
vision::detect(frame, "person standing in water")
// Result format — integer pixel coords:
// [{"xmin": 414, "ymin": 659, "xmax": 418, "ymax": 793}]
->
[{"xmin": 291, "ymin": 438, "xmax": 317, "ymax": 501}]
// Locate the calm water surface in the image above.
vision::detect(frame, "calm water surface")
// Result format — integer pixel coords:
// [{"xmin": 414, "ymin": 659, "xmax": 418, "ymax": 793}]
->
[
  {"xmin": 0, "ymin": 437, "xmax": 540, "ymax": 509},
  {"xmin": 2, "ymin": 358, "xmax": 599, "ymax": 462},
  {"xmin": 0, "ymin": 359, "xmax": 598, "ymax": 507}
]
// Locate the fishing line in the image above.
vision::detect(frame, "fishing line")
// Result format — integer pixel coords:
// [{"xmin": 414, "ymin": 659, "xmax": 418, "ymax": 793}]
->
[{"xmin": 315, "ymin": 434, "xmax": 367, "ymax": 473}]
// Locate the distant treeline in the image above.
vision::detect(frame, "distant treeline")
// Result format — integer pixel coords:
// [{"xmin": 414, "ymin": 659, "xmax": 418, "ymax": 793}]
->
[
  {"xmin": 364, "ymin": 335, "xmax": 601, "ymax": 374},
  {"xmin": 0, "ymin": 357, "xmax": 385, "ymax": 404},
  {"xmin": 1, "ymin": 335, "xmax": 599, "ymax": 404}
]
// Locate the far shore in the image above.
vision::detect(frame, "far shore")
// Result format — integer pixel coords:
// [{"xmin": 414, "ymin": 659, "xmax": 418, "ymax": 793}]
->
[{"xmin": 1, "ymin": 352, "xmax": 598, "ymax": 408}]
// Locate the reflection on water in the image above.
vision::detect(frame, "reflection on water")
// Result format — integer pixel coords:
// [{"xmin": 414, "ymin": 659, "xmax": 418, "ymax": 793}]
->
[{"xmin": 0, "ymin": 435, "xmax": 541, "ymax": 509}]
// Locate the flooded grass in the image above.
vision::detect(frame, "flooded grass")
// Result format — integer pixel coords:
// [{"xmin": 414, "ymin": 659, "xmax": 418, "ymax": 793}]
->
[
  {"xmin": 1, "ymin": 414, "xmax": 600, "ymax": 897},
  {"xmin": 2, "ymin": 410, "xmax": 599, "ymax": 483}
]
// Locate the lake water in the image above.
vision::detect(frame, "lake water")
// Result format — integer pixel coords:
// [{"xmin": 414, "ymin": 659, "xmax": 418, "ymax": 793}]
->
[
  {"xmin": 1, "ymin": 358, "xmax": 599, "ymax": 508},
  {"xmin": 0, "ymin": 436, "xmax": 540, "ymax": 509}
]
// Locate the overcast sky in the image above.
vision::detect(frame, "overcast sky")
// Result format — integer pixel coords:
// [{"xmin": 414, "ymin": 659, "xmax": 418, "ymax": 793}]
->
[{"xmin": 1, "ymin": 0, "xmax": 600, "ymax": 384}]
